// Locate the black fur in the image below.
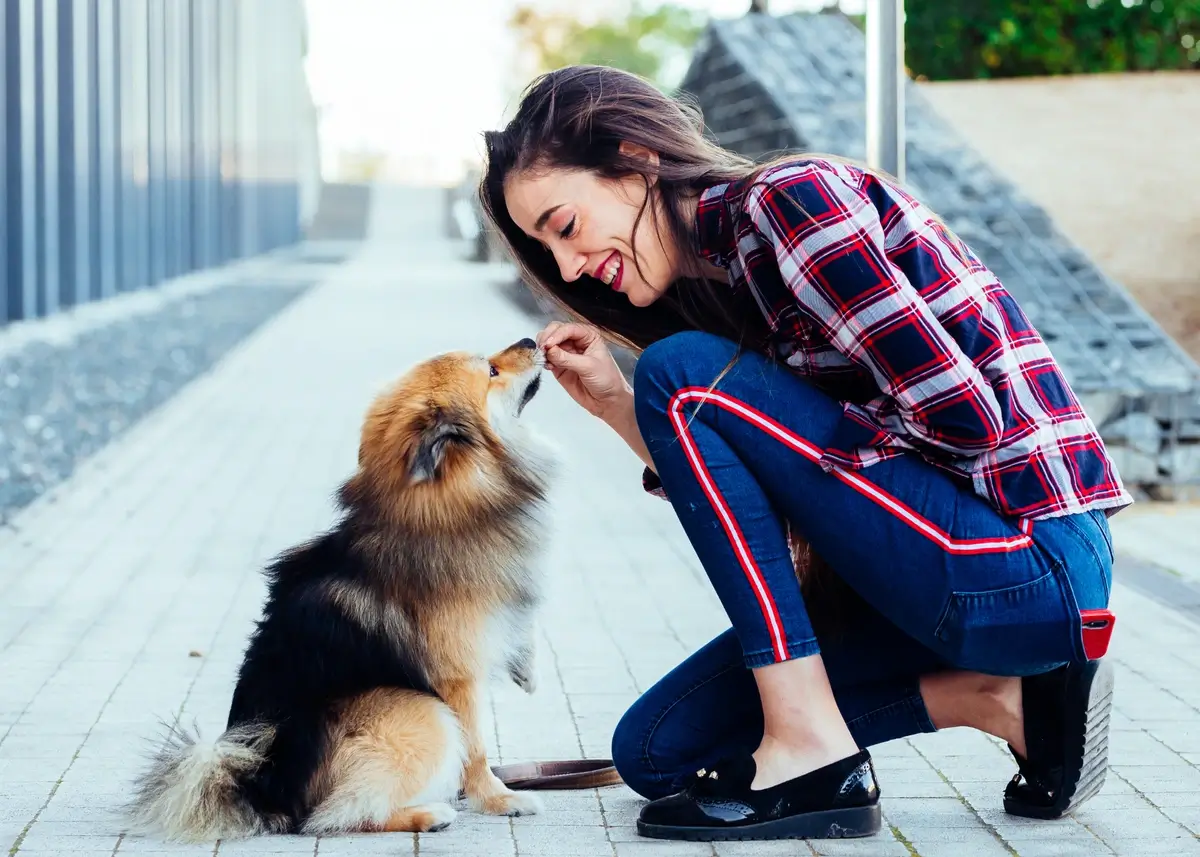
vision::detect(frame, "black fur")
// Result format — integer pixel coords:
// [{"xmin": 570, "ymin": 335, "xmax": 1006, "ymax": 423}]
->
[{"xmin": 223, "ymin": 523, "xmax": 436, "ymax": 832}]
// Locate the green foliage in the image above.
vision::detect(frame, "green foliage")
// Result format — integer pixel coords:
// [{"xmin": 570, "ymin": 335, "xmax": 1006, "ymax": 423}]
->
[
  {"xmin": 508, "ymin": 1, "xmax": 706, "ymax": 89},
  {"xmin": 905, "ymin": 0, "xmax": 1200, "ymax": 80}
]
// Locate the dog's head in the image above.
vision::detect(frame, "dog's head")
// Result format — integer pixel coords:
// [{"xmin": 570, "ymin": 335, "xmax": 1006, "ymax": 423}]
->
[{"xmin": 347, "ymin": 337, "xmax": 554, "ymax": 527}]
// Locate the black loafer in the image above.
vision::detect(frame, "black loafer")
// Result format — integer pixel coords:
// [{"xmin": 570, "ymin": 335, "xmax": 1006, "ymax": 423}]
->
[
  {"xmin": 1004, "ymin": 658, "xmax": 1115, "ymax": 819},
  {"xmin": 636, "ymin": 750, "xmax": 881, "ymax": 841}
]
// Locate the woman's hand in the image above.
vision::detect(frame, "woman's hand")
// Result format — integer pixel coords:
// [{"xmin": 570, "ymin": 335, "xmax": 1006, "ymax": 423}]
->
[{"xmin": 536, "ymin": 322, "xmax": 632, "ymax": 421}]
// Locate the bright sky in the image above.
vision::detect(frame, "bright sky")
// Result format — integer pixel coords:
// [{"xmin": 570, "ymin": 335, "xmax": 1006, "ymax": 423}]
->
[{"xmin": 302, "ymin": 0, "xmax": 864, "ymax": 183}]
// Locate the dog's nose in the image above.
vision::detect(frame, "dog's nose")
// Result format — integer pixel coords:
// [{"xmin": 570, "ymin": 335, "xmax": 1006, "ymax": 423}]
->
[{"xmin": 515, "ymin": 337, "xmax": 537, "ymax": 351}]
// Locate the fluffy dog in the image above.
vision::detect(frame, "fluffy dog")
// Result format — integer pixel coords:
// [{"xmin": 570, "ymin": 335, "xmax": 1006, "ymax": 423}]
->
[{"xmin": 126, "ymin": 337, "xmax": 556, "ymax": 840}]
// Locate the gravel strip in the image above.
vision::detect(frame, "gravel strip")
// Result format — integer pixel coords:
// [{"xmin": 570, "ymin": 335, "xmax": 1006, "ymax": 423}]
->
[{"xmin": 0, "ymin": 281, "xmax": 312, "ymax": 525}]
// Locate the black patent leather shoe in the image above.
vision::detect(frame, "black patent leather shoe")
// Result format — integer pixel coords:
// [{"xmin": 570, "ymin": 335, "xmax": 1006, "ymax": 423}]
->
[
  {"xmin": 636, "ymin": 750, "xmax": 881, "ymax": 841},
  {"xmin": 1004, "ymin": 659, "xmax": 1115, "ymax": 819}
]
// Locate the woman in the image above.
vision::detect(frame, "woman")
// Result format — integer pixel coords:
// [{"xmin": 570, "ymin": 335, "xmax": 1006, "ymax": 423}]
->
[{"xmin": 479, "ymin": 65, "xmax": 1128, "ymax": 842}]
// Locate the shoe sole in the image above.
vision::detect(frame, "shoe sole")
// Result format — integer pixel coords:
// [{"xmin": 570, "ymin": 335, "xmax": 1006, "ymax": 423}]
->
[
  {"xmin": 636, "ymin": 803, "xmax": 881, "ymax": 841},
  {"xmin": 1004, "ymin": 658, "xmax": 1115, "ymax": 820}
]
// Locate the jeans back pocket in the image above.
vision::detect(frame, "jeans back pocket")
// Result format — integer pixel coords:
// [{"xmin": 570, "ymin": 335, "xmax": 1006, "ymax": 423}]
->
[{"xmin": 932, "ymin": 566, "xmax": 1078, "ymax": 676}]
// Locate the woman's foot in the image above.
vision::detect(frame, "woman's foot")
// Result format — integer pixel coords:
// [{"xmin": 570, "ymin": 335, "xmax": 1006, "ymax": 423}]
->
[
  {"xmin": 750, "ymin": 734, "xmax": 860, "ymax": 790},
  {"xmin": 922, "ymin": 661, "xmax": 1114, "ymax": 818},
  {"xmin": 636, "ymin": 750, "xmax": 881, "ymax": 841},
  {"xmin": 1004, "ymin": 660, "xmax": 1115, "ymax": 819}
]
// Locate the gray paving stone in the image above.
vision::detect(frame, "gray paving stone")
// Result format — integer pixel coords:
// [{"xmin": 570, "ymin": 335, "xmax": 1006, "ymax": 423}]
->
[
  {"xmin": 916, "ymin": 841, "xmax": 1012, "ymax": 857},
  {"xmin": 1014, "ymin": 843, "xmax": 1117, "ymax": 857},
  {"xmin": 512, "ymin": 823, "xmax": 612, "ymax": 854},
  {"xmin": 215, "ymin": 836, "xmax": 321, "ymax": 854},
  {"xmin": 1108, "ymin": 840, "xmax": 1200, "ymax": 857},
  {"xmin": 893, "ymin": 823, "xmax": 997, "ymax": 843},
  {"xmin": 810, "ymin": 838, "xmax": 909, "ymax": 857},
  {"xmin": 612, "ymin": 844, "xmax": 714, "ymax": 857},
  {"xmin": 17, "ymin": 834, "xmax": 124, "ymax": 853},
  {"xmin": 312, "ymin": 833, "xmax": 413, "ymax": 855}
]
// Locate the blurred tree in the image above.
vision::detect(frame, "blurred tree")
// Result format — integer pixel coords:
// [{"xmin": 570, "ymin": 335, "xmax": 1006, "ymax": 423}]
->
[
  {"xmin": 508, "ymin": 1, "xmax": 706, "ymax": 89},
  {"xmin": 906, "ymin": 0, "xmax": 1200, "ymax": 80}
]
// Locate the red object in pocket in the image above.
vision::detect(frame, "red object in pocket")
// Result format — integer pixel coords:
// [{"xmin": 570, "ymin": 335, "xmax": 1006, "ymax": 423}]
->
[{"xmin": 1079, "ymin": 609, "xmax": 1116, "ymax": 660}]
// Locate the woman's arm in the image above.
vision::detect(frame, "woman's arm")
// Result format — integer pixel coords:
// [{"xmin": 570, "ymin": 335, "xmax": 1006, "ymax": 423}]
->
[
  {"xmin": 600, "ymin": 391, "xmax": 657, "ymax": 474},
  {"xmin": 746, "ymin": 161, "xmax": 1006, "ymax": 459}
]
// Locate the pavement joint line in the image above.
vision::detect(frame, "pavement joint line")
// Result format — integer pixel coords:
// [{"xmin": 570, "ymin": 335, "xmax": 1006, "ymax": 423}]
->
[
  {"xmin": 9, "ymin": 575, "xmax": 184, "ymax": 857},
  {"xmin": 579, "ymin": 569, "xmax": 647, "ymax": 696},
  {"xmin": 0, "ymin": 373, "xmax": 230, "ymax": 649},
  {"xmin": 889, "ymin": 823, "xmax": 922, "ymax": 857},
  {"xmin": 1107, "ymin": 768, "xmax": 1198, "ymax": 833},
  {"xmin": 0, "ymin": 410, "xmax": 246, "ymax": 752},
  {"xmin": 1111, "ymin": 655, "xmax": 1200, "ymax": 728},
  {"xmin": 163, "ymin": 421, "xmax": 310, "ymax": 738},
  {"xmin": 603, "ymin": 525, "xmax": 690, "ymax": 658},
  {"xmin": 907, "ymin": 739, "xmax": 1020, "ymax": 857}
]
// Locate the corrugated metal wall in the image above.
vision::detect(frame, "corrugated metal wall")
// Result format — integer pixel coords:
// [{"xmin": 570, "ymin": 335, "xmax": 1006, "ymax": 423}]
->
[{"xmin": 1, "ymin": 0, "xmax": 314, "ymax": 325}]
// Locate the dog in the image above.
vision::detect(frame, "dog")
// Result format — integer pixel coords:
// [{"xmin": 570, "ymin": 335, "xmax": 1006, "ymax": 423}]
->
[{"xmin": 126, "ymin": 337, "xmax": 557, "ymax": 840}]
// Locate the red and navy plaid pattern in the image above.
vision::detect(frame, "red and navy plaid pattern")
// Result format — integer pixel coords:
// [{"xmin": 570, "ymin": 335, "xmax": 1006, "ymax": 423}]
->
[{"xmin": 648, "ymin": 157, "xmax": 1132, "ymax": 521}]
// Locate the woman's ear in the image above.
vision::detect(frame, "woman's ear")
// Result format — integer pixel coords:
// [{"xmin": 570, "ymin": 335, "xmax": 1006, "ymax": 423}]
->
[{"xmin": 618, "ymin": 141, "xmax": 660, "ymax": 183}]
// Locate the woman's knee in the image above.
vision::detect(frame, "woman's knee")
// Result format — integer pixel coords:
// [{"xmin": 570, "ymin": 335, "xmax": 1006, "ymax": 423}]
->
[
  {"xmin": 610, "ymin": 700, "xmax": 674, "ymax": 801},
  {"xmin": 632, "ymin": 331, "xmax": 740, "ymax": 413}
]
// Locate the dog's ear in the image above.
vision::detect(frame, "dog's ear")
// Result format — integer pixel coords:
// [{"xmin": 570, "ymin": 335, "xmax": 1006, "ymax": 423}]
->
[{"xmin": 409, "ymin": 409, "xmax": 471, "ymax": 484}]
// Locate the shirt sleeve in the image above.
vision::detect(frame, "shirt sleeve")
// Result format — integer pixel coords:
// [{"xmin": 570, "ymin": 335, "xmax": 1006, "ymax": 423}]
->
[{"xmin": 746, "ymin": 163, "xmax": 1005, "ymax": 466}]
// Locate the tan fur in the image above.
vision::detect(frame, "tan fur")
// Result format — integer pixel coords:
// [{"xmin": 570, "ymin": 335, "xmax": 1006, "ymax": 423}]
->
[{"xmin": 302, "ymin": 690, "xmax": 465, "ymax": 834}]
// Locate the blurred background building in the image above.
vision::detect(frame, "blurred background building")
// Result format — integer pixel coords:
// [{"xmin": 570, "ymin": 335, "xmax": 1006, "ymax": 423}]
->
[{"xmin": 1, "ymin": 0, "xmax": 319, "ymax": 325}]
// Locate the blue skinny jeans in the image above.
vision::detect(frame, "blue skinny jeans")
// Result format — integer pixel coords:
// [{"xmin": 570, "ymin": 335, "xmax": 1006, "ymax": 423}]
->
[{"xmin": 611, "ymin": 331, "xmax": 1115, "ymax": 801}]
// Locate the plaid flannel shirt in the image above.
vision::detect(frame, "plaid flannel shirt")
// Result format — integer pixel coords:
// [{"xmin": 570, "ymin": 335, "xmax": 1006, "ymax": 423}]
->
[{"xmin": 642, "ymin": 158, "xmax": 1132, "ymax": 522}]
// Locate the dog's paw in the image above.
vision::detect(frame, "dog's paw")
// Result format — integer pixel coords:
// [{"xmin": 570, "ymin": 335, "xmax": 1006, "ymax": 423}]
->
[
  {"xmin": 413, "ymin": 803, "xmax": 457, "ymax": 832},
  {"xmin": 472, "ymin": 788, "xmax": 543, "ymax": 817},
  {"xmin": 509, "ymin": 664, "xmax": 537, "ymax": 694}
]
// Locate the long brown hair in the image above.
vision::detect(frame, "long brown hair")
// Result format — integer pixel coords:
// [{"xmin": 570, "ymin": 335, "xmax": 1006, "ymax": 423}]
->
[
  {"xmin": 478, "ymin": 64, "xmax": 857, "ymax": 617},
  {"xmin": 477, "ymin": 64, "xmax": 790, "ymax": 357}
]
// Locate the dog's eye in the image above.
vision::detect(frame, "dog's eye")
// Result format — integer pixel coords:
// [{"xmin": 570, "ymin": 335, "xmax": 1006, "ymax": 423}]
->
[{"xmin": 489, "ymin": 364, "xmax": 499, "ymax": 377}]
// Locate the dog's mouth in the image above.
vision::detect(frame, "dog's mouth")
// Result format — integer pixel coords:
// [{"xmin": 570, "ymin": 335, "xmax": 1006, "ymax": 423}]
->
[{"xmin": 517, "ymin": 373, "xmax": 541, "ymax": 415}]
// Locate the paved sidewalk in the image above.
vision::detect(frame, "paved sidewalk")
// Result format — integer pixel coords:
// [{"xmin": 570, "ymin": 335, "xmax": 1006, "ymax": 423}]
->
[{"xmin": 3, "ymin": 185, "xmax": 1200, "ymax": 857}]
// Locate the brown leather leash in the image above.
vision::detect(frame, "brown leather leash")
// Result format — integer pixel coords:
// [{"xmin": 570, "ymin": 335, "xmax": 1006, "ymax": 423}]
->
[{"xmin": 490, "ymin": 758, "xmax": 623, "ymax": 790}]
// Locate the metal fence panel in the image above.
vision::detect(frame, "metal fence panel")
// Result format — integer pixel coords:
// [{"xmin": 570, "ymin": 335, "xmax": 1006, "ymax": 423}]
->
[{"xmin": 2, "ymin": 0, "xmax": 311, "ymax": 327}]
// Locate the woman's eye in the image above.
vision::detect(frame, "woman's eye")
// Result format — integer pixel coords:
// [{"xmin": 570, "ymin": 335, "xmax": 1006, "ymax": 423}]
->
[
  {"xmin": 558, "ymin": 216, "xmax": 576, "ymax": 239},
  {"xmin": 489, "ymin": 364, "xmax": 499, "ymax": 377}
]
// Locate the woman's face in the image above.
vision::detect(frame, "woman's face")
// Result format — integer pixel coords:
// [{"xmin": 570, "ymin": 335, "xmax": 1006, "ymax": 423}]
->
[{"xmin": 503, "ymin": 148, "xmax": 680, "ymax": 308}]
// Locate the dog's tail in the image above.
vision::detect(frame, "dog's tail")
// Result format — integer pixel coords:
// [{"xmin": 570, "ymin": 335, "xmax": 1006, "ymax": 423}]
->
[{"xmin": 126, "ymin": 721, "xmax": 286, "ymax": 842}]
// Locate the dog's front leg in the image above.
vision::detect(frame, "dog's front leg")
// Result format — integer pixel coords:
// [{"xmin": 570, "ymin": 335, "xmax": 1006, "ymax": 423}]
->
[{"xmin": 439, "ymin": 678, "xmax": 542, "ymax": 817}]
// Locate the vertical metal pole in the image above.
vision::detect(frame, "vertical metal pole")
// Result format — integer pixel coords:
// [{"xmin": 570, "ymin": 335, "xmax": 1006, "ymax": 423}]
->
[{"xmin": 865, "ymin": 0, "xmax": 904, "ymax": 183}]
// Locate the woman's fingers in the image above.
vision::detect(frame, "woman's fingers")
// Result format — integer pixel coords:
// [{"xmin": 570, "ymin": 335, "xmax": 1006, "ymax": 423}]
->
[
  {"xmin": 545, "ymin": 344, "xmax": 592, "ymax": 374},
  {"xmin": 535, "ymin": 322, "xmax": 564, "ymax": 350},
  {"xmin": 538, "ymin": 322, "xmax": 596, "ymax": 354}
]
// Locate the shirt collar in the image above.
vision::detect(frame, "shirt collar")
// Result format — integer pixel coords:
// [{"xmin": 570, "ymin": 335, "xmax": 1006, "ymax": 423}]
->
[{"xmin": 693, "ymin": 180, "xmax": 744, "ymax": 268}]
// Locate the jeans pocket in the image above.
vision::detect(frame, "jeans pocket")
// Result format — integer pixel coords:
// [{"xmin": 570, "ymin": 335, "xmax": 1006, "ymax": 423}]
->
[{"xmin": 933, "ymin": 566, "xmax": 1077, "ymax": 676}]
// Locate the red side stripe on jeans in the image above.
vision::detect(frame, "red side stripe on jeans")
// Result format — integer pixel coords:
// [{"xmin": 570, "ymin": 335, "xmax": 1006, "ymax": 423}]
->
[
  {"xmin": 667, "ymin": 387, "xmax": 1033, "ymax": 566},
  {"xmin": 667, "ymin": 391, "xmax": 792, "ymax": 662}
]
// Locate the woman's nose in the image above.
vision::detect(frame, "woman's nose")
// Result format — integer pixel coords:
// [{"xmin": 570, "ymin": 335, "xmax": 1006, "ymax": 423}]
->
[{"xmin": 556, "ymin": 249, "xmax": 588, "ymax": 283}]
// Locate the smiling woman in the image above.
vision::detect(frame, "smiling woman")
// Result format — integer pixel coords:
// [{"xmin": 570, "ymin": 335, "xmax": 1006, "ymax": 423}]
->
[{"xmin": 478, "ymin": 64, "xmax": 1130, "ymax": 844}]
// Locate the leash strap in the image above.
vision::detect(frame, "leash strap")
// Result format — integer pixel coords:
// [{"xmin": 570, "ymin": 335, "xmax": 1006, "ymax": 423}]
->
[{"xmin": 490, "ymin": 758, "xmax": 622, "ymax": 790}]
